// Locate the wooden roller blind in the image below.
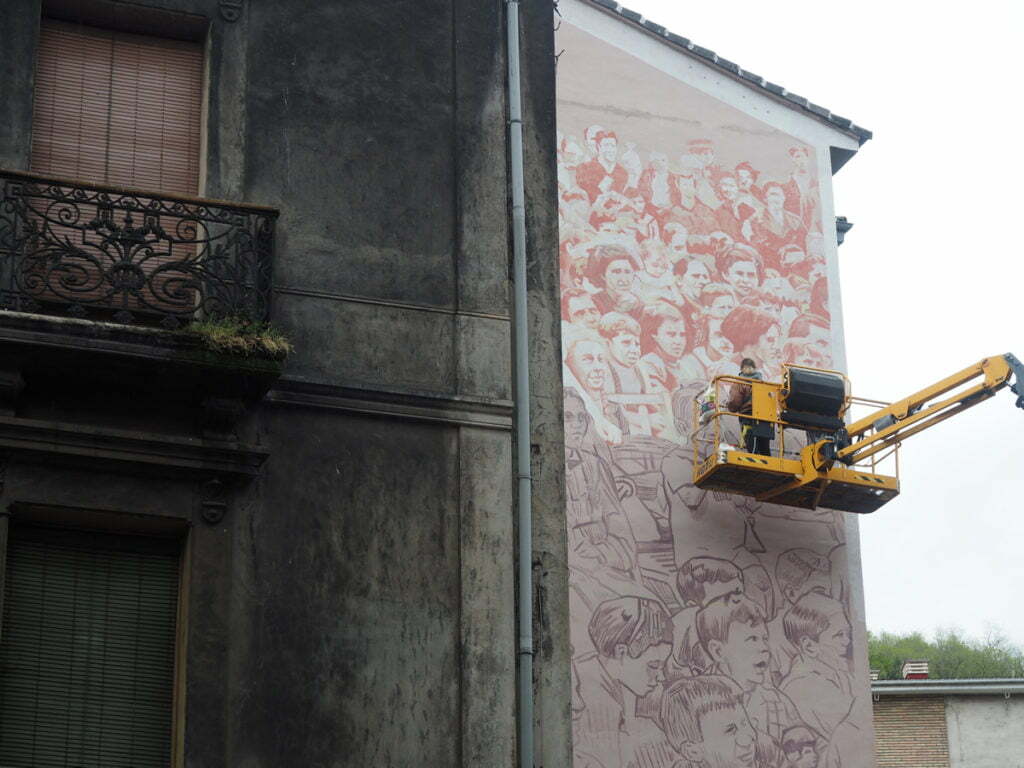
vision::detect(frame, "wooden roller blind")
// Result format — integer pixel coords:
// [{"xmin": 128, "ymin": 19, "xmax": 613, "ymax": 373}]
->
[
  {"xmin": 0, "ymin": 526, "xmax": 181, "ymax": 768},
  {"xmin": 31, "ymin": 19, "xmax": 203, "ymax": 195}
]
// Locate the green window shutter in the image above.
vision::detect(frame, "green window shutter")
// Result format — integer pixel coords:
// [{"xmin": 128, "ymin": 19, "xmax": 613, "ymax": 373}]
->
[{"xmin": 0, "ymin": 526, "xmax": 180, "ymax": 768}]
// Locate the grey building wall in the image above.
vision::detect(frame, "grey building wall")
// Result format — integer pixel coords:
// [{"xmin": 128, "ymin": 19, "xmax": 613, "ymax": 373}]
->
[
  {"xmin": 946, "ymin": 696, "xmax": 1024, "ymax": 768},
  {"xmin": 0, "ymin": 1, "xmax": 567, "ymax": 766}
]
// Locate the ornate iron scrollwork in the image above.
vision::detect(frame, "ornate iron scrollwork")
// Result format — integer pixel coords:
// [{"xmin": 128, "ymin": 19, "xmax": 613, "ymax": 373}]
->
[{"xmin": 0, "ymin": 170, "xmax": 276, "ymax": 328}]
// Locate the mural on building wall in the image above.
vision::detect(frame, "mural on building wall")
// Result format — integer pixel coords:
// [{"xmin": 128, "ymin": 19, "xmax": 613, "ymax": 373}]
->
[{"xmin": 559, "ymin": 19, "xmax": 870, "ymax": 768}]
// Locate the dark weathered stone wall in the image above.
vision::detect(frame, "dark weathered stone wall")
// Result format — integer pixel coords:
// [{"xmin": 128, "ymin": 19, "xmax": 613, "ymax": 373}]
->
[{"xmin": 0, "ymin": 0, "xmax": 566, "ymax": 766}]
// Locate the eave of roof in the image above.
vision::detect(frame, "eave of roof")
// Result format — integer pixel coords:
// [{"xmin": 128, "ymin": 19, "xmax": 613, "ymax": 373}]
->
[
  {"xmin": 872, "ymin": 678, "xmax": 1024, "ymax": 697},
  {"xmin": 581, "ymin": 0, "xmax": 873, "ymax": 146}
]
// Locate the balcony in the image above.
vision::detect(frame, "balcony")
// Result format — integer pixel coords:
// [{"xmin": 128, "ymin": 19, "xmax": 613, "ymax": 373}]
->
[
  {"xmin": 0, "ymin": 170, "xmax": 283, "ymax": 467},
  {"xmin": 0, "ymin": 169, "xmax": 276, "ymax": 328}
]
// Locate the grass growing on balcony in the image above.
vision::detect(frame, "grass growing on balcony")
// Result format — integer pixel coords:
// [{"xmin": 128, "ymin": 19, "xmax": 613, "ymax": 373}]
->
[{"xmin": 182, "ymin": 316, "xmax": 292, "ymax": 360}]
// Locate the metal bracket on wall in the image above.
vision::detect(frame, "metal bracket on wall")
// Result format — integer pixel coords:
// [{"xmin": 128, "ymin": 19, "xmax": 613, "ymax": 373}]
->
[
  {"xmin": 200, "ymin": 477, "xmax": 229, "ymax": 525},
  {"xmin": 219, "ymin": 0, "xmax": 244, "ymax": 22}
]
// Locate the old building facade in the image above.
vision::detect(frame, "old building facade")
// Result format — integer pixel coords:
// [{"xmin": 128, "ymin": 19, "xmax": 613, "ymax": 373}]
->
[{"xmin": 0, "ymin": 1, "xmax": 570, "ymax": 766}]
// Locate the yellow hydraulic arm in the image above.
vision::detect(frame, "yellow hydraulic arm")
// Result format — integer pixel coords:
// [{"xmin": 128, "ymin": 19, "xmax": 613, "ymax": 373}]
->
[
  {"xmin": 691, "ymin": 353, "xmax": 1024, "ymax": 513},
  {"xmin": 835, "ymin": 353, "xmax": 1024, "ymax": 466}
]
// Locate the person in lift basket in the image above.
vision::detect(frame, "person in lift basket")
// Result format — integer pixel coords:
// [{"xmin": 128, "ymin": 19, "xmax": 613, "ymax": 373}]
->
[{"xmin": 729, "ymin": 358, "xmax": 773, "ymax": 456}]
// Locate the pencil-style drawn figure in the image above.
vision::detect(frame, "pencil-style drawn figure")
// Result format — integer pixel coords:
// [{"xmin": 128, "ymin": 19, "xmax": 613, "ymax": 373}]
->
[
  {"xmin": 575, "ymin": 597, "xmax": 674, "ymax": 765},
  {"xmin": 564, "ymin": 387, "xmax": 642, "ymax": 600},
  {"xmin": 669, "ymin": 557, "xmax": 745, "ymax": 678},
  {"xmin": 780, "ymin": 592, "xmax": 856, "ymax": 740},
  {"xmin": 697, "ymin": 595, "xmax": 803, "ymax": 746},
  {"xmin": 660, "ymin": 675, "xmax": 770, "ymax": 768}
]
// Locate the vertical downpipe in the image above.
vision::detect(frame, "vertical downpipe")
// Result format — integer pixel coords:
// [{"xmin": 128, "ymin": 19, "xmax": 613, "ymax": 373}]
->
[{"xmin": 505, "ymin": 1, "xmax": 534, "ymax": 766}]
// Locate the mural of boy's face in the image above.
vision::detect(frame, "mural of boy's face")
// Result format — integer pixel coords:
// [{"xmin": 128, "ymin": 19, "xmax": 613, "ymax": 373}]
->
[
  {"xmin": 679, "ymin": 261, "xmax": 711, "ymax": 298},
  {"xmin": 786, "ymin": 744, "xmax": 819, "ymax": 768},
  {"xmin": 703, "ymin": 576, "xmax": 743, "ymax": 607},
  {"xmin": 725, "ymin": 260, "xmax": 758, "ymax": 296},
  {"xmin": 696, "ymin": 704, "xmax": 757, "ymax": 768},
  {"xmin": 567, "ymin": 295, "xmax": 600, "ymax": 328},
  {"xmin": 653, "ymin": 319, "xmax": 688, "ymax": 361},
  {"xmin": 608, "ymin": 332, "xmax": 641, "ymax": 367},
  {"xmin": 609, "ymin": 641, "xmax": 672, "ymax": 697},
  {"xmin": 710, "ymin": 619, "xmax": 770, "ymax": 690},
  {"xmin": 816, "ymin": 612, "xmax": 852, "ymax": 670}
]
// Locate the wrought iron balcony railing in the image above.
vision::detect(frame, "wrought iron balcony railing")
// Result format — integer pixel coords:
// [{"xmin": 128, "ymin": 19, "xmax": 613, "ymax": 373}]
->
[{"xmin": 0, "ymin": 169, "xmax": 277, "ymax": 329}]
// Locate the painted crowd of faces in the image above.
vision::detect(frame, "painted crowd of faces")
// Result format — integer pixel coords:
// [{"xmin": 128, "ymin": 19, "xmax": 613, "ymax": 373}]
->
[{"xmin": 559, "ymin": 127, "xmax": 868, "ymax": 768}]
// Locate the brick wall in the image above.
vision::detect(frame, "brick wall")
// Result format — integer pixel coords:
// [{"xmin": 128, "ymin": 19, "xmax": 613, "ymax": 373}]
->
[{"xmin": 873, "ymin": 696, "xmax": 950, "ymax": 767}]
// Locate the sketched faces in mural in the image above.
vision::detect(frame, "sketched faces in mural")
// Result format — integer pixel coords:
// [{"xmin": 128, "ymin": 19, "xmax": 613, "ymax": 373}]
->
[
  {"xmin": 575, "ymin": 596, "xmax": 674, "ymax": 764},
  {"xmin": 559, "ymin": 122, "xmax": 864, "ymax": 768},
  {"xmin": 660, "ymin": 675, "xmax": 761, "ymax": 768}
]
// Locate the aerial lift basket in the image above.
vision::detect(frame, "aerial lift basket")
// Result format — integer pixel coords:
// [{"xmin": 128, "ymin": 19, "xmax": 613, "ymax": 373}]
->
[{"xmin": 691, "ymin": 355, "xmax": 1023, "ymax": 513}]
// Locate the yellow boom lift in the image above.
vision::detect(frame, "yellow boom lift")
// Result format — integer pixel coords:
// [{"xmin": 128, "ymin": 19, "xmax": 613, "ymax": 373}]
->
[{"xmin": 690, "ymin": 354, "xmax": 1024, "ymax": 513}]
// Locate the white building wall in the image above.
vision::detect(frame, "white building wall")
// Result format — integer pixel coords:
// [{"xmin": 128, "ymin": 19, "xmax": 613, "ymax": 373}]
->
[{"xmin": 946, "ymin": 695, "xmax": 1024, "ymax": 768}]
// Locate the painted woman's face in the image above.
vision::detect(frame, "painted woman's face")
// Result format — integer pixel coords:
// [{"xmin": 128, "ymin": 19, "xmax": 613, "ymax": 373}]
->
[{"xmin": 654, "ymin": 320, "xmax": 687, "ymax": 361}]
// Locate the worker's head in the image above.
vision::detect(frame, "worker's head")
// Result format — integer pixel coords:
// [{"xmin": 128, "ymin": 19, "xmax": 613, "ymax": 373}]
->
[
  {"xmin": 587, "ymin": 596, "xmax": 674, "ymax": 697},
  {"xmin": 781, "ymin": 725, "xmax": 819, "ymax": 768},
  {"xmin": 660, "ymin": 675, "xmax": 757, "ymax": 768},
  {"xmin": 696, "ymin": 594, "xmax": 770, "ymax": 691},
  {"xmin": 776, "ymin": 548, "xmax": 832, "ymax": 606},
  {"xmin": 782, "ymin": 592, "xmax": 852, "ymax": 672},
  {"xmin": 739, "ymin": 357, "xmax": 758, "ymax": 376},
  {"xmin": 677, "ymin": 557, "xmax": 744, "ymax": 608}
]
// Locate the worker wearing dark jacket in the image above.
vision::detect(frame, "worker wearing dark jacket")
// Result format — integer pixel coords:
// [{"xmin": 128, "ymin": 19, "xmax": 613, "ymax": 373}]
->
[{"xmin": 730, "ymin": 358, "xmax": 773, "ymax": 455}]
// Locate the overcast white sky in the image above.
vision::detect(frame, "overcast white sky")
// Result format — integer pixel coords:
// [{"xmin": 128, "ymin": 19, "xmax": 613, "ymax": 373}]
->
[{"xmin": 606, "ymin": 0, "xmax": 1024, "ymax": 646}]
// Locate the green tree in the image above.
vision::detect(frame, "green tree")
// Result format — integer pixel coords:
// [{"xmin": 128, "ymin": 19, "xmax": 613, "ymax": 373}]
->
[{"xmin": 868, "ymin": 628, "xmax": 1024, "ymax": 679}]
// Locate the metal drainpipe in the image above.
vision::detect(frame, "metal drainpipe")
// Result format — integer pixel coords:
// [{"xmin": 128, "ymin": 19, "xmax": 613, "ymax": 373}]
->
[{"xmin": 505, "ymin": 1, "xmax": 534, "ymax": 766}]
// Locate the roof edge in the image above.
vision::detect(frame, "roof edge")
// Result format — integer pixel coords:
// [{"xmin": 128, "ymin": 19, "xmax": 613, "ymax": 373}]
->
[
  {"xmin": 872, "ymin": 678, "xmax": 1024, "ymax": 696},
  {"xmin": 581, "ymin": 0, "xmax": 872, "ymax": 145}
]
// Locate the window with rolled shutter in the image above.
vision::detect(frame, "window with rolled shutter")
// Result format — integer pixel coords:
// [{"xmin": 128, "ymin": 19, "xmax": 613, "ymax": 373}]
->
[
  {"xmin": 26, "ymin": 19, "xmax": 204, "ymax": 319},
  {"xmin": 0, "ymin": 525, "xmax": 181, "ymax": 768},
  {"xmin": 31, "ymin": 19, "xmax": 203, "ymax": 194}
]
